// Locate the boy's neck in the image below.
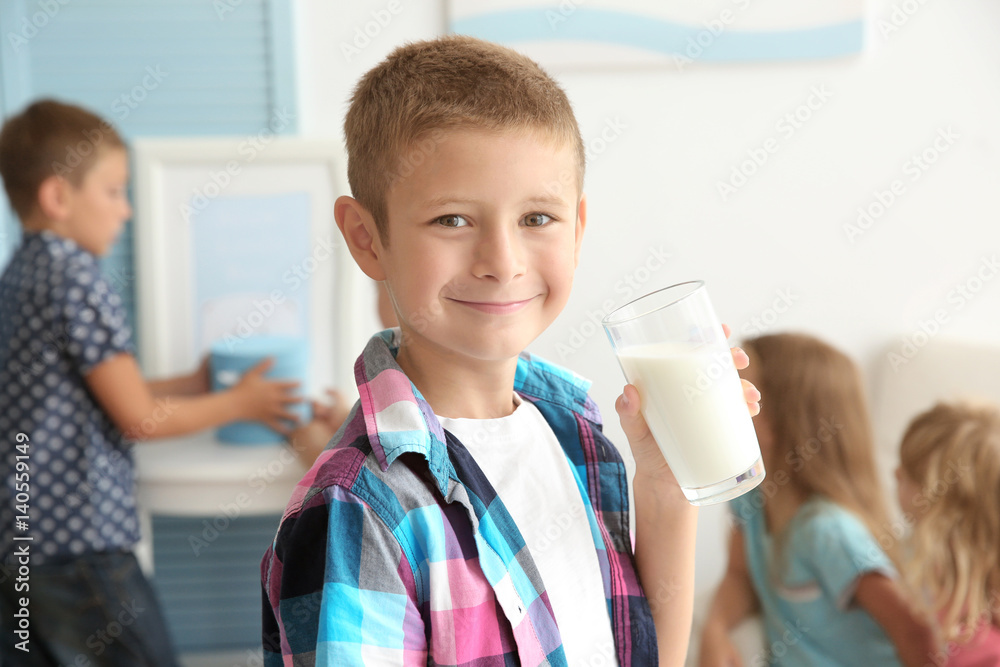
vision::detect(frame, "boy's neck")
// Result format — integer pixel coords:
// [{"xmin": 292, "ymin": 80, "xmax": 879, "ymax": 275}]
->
[
  {"xmin": 22, "ymin": 215, "xmax": 67, "ymax": 238},
  {"xmin": 394, "ymin": 335, "xmax": 519, "ymax": 420}
]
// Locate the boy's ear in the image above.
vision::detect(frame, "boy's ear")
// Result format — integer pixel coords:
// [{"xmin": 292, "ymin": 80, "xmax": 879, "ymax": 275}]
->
[
  {"xmin": 574, "ymin": 194, "xmax": 587, "ymax": 266},
  {"xmin": 334, "ymin": 195, "xmax": 386, "ymax": 281},
  {"xmin": 36, "ymin": 175, "xmax": 71, "ymax": 221}
]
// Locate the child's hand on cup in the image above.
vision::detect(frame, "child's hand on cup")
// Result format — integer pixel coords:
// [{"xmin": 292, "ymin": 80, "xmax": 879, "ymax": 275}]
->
[
  {"xmin": 287, "ymin": 389, "xmax": 352, "ymax": 466},
  {"xmin": 724, "ymin": 323, "xmax": 761, "ymax": 417},
  {"xmin": 615, "ymin": 323, "xmax": 761, "ymax": 486},
  {"xmin": 231, "ymin": 357, "xmax": 302, "ymax": 434}
]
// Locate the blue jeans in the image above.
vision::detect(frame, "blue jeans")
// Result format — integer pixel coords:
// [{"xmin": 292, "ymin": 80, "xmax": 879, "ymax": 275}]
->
[{"xmin": 0, "ymin": 551, "xmax": 180, "ymax": 667}]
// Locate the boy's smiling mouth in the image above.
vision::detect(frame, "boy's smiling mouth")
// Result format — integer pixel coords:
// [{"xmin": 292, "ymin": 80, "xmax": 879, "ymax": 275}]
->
[{"xmin": 448, "ymin": 297, "xmax": 538, "ymax": 315}]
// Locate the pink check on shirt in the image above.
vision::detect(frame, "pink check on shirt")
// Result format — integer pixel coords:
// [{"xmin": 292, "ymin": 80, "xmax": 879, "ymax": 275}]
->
[{"xmin": 260, "ymin": 329, "xmax": 658, "ymax": 666}]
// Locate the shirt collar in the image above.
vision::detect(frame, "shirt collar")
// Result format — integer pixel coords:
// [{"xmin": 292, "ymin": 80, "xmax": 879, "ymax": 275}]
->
[
  {"xmin": 27, "ymin": 229, "xmax": 96, "ymax": 265},
  {"xmin": 353, "ymin": 328, "xmax": 601, "ymax": 493}
]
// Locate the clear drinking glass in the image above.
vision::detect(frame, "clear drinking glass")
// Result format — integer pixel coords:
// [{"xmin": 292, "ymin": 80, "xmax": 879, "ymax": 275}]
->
[{"xmin": 602, "ymin": 281, "xmax": 765, "ymax": 505}]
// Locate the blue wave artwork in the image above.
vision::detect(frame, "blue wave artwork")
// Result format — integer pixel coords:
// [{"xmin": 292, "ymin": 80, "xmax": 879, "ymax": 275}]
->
[{"xmin": 450, "ymin": 6, "xmax": 864, "ymax": 64}]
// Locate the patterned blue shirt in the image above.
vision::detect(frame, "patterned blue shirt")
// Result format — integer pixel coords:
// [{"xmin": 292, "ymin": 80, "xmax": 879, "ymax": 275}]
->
[{"xmin": 0, "ymin": 231, "xmax": 139, "ymax": 564}]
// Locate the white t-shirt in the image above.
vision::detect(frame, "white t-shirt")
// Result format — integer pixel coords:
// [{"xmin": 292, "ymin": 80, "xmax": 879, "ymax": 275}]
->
[{"xmin": 438, "ymin": 395, "xmax": 619, "ymax": 667}]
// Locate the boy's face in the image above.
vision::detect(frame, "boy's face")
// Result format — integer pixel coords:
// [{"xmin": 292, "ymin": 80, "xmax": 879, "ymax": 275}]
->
[
  {"xmin": 376, "ymin": 128, "xmax": 585, "ymax": 365},
  {"xmin": 61, "ymin": 148, "xmax": 131, "ymax": 256}
]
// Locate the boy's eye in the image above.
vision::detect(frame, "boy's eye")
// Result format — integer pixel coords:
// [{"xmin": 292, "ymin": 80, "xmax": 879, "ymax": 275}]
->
[
  {"xmin": 435, "ymin": 214, "xmax": 468, "ymax": 228},
  {"xmin": 523, "ymin": 213, "xmax": 552, "ymax": 227}
]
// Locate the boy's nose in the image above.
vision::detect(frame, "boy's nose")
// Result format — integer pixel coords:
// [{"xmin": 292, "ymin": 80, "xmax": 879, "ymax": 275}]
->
[{"xmin": 472, "ymin": 226, "xmax": 527, "ymax": 283}]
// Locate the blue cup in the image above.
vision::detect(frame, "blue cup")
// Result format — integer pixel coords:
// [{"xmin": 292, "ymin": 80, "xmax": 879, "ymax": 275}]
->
[{"xmin": 209, "ymin": 335, "xmax": 310, "ymax": 445}]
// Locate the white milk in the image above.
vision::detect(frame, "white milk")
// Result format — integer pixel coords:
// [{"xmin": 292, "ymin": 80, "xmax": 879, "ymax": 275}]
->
[{"xmin": 618, "ymin": 342, "xmax": 761, "ymax": 489}]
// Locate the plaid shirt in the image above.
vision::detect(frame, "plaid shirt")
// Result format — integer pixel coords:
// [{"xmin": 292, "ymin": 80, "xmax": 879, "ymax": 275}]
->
[{"xmin": 261, "ymin": 329, "xmax": 657, "ymax": 666}]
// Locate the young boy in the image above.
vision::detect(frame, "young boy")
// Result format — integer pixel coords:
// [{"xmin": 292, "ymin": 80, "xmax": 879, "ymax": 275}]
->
[
  {"xmin": 0, "ymin": 100, "xmax": 302, "ymax": 665},
  {"xmin": 261, "ymin": 36, "xmax": 759, "ymax": 666}
]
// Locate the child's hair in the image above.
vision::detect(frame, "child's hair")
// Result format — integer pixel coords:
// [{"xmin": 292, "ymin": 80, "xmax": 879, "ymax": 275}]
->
[
  {"xmin": 742, "ymin": 333, "xmax": 892, "ymax": 552},
  {"xmin": 343, "ymin": 35, "xmax": 585, "ymax": 241},
  {"xmin": 899, "ymin": 401, "xmax": 1000, "ymax": 643},
  {"xmin": 0, "ymin": 99, "xmax": 125, "ymax": 221}
]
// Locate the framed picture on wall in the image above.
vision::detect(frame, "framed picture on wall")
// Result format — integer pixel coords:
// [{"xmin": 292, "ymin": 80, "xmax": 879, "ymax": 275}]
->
[
  {"xmin": 449, "ymin": 0, "xmax": 866, "ymax": 70},
  {"xmin": 131, "ymin": 138, "xmax": 364, "ymax": 395}
]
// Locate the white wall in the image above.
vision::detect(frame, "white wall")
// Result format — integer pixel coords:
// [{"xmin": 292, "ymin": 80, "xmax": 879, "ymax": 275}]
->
[{"xmin": 294, "ymin": 0, "xmax": 1000, "ymax": 597}]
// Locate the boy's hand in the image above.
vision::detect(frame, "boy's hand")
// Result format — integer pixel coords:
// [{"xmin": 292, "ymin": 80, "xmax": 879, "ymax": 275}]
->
[
  {"xmin": 310, "ymin": 389, "xmax": 352, "ymax": 431},
  {"xmin": 231, "ymin": 358, "xmax": 303, "ymax": 434},
  {"xmin": 191, "ymin": 354, "xmax": 211, "ymax": 394},
  {"xmin": 724, "ymin": 323, "xmax": 760, "ymax": 418},
  {"xmin": 698, "ymin": 627, "xmax": 745, "ymax": 667},
  {"xmin": 287, "ymin": 389, "xmax": 353, "ymax": 467},
  {"xmin": 615, "ymin": 323, "xmax": 761, "ymax": 486}
]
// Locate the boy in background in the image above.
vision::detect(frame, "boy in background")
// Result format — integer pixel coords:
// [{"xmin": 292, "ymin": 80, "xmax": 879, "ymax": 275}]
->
[
  {"xmin": 0, "ymin": 100, "xmax": 301, "ymax": 666},
  {"xmin": 261, "ymin": 37, "xmax": 759, "ymax": 666}
]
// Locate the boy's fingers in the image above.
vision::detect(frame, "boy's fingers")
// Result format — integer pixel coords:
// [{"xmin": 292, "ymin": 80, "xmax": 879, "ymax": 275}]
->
[
  {"xmin": 742, "ymin": 379, "xmax": 761, "ymax": 417},
  {"xmin": 742, "ymin": 379, "xmax": 760, "ymax": 402},
  {"xmin": 722, "ymin": 323, "xmax": 732, "ymax": 339},
  {"xmin": 731, "ymin": 346, "xmax": 749, "ymax": 370},
  {"xmin": 615, "ymin": 385, "xmax": 655, "ymax": 447},
  {"xmin": 247, "ymin": 357, "xmax": 275, "ymax": 375},
  {"xmin": 267, "ymin": 420, "xmax": 292, "ymax": 436}
]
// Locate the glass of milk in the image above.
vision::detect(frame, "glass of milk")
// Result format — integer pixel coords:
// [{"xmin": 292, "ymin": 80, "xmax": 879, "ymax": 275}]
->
[{"xmin": 602, "ymin": 281, "xmax": 764, "ymax": 505}]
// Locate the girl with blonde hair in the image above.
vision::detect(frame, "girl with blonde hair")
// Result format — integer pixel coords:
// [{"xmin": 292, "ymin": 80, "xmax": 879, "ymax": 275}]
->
[
  {"xmin": 699, "ymin": 333, "xmax": 937, "ymax": 666},
  {"xmin": 897, "ymin": 401, "xmax": 1000, "ymax": 665}
]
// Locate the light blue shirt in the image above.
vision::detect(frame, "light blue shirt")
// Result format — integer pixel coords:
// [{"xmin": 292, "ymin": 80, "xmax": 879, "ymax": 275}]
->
[{"xmin": 731, "ymin": 488, "xmax": 901, "ymax": 666}]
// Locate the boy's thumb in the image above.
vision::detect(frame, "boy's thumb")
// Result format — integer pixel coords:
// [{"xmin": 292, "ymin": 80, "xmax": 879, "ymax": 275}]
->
[{"xmin": 616, "ymin": 385, "xmax": 652, "ymax": 444}]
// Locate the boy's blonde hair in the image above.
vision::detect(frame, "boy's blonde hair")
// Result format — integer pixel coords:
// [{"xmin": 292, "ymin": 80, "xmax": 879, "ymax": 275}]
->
[
  {"xmin": 899, "ymin": 401, "xmax": 1000, "ymax": 643},
  {"xmin": 743, "ymin": 333, "xmax": 892, "ymax": 556},
  {"xmin": 0, "ymin": 99, "xmax": 125, "ymax": 221},
  {"xmin": 344, "ymin": 35, "xmax": 585, "ymax": 242}
]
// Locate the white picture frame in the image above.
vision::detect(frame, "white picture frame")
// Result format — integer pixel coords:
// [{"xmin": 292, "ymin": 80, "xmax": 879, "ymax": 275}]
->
[{"xmin": 131, "ymin": 137, "xmax": 364, "ymax": 396}]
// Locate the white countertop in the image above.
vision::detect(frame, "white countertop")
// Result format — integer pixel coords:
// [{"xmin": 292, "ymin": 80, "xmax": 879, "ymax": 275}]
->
[{"xmin": 133, "ymin": 432, "xmax": 307, "ymax": 516}]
